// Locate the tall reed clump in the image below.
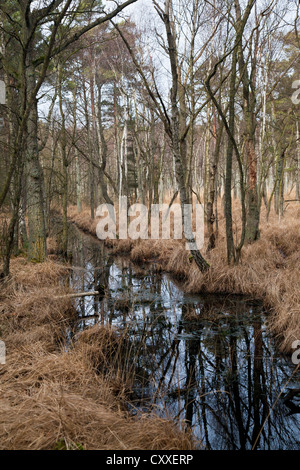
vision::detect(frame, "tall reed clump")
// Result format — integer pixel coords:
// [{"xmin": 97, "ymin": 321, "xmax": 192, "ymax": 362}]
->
[{"xmin": 0, "ymin": 257, "xmax": 199, "ymax": 450}]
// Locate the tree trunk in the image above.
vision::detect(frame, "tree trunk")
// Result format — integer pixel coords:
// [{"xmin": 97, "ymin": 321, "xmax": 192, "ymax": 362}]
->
[
  {"xmin": 58, "ymin": 62, "xmax": 69, "ymax": 255},
  {"xmin": 82, "ymin": 77, "xmax": 95, "ymax": 219},
  {"xmin": 245, "ymin": 137, "xmax": 260, "ymax": 242},
  {"xmin": 207, "ymin": 118, "xmax": 224, "ymax": 251},
  {"xmin": 235, "ymin": 0, "xmax": 260, "ymax": 244},
  {"xmin": 2, "ymin": 164, "xmax": 23, "ymax": 277},
  {"xmin": 164, "ymin": 0, "xmax": 209, "ymax": 272},
  {"xmin": 224, "ymin": 49, "xmax": 238, "ymax": 264},
  {"xmin": 296, "ymin": 120, "xmax": 300, "ymax": 200},
  {"xmin": 26, "ymin": 60, "xmax": 47, "ymax": 262},
  {"xmin": 97, "ymin": 83, "xmax": 114, "ymax": 206}
]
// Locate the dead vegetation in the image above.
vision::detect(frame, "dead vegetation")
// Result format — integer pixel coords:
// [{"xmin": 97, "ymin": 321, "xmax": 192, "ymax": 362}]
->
[
  {"xmin": 67, "ymin": 205, "xmax": 99, "ymax": 235},
  {"xmin": 0, "ymin": 257, "xmax": 197, "ymax": 450}
]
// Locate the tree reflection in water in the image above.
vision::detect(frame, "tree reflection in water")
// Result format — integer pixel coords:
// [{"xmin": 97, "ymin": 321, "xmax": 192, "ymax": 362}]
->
[{"xmin": 65, "ymin": 223, "xmax": 300, "ymax": 451}]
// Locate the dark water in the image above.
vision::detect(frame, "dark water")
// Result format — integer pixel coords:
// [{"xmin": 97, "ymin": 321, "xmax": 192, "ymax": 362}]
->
[{"xmin": 53, "ymin": 220, "xmax": 300, "ymax": 450}]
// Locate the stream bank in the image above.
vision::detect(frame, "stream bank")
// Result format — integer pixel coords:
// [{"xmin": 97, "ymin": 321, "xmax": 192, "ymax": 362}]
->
[{"xmin": 0, "ymin": 254, "xmax": 196, "ymax": 450}]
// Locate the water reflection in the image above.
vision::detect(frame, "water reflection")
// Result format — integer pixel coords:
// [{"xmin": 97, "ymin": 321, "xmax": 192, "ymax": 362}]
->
[{"xmin": 53, "ymin": 221, "xmax": 300, "ymax": 450}]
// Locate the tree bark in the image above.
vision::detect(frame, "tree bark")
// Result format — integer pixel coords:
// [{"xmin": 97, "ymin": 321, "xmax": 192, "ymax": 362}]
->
[
  {"xmin": 164, "ymin": 0, "xmax": 209, "ymax": 272},
  {"xmin": 58, "ymin": 62, "xmax": 69, "ymax": 255},
  {"xmin": 26, "ymin": 60, "xmax": 47, "ymax": 262},
  {"xmin": 235, "ymin": 0, "xmax": 260, "ymax": 243}
]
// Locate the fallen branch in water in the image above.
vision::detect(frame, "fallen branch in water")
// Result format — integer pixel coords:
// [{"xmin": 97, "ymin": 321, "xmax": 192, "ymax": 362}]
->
[{"xmin": 54, "ymin": 291, "xmax": 100, "ymax": 299}]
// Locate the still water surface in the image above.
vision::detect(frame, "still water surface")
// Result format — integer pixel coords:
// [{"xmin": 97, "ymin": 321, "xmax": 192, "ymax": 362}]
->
[{"xmin": 57, "ymin": 221, "xmax": 300, "ymax": 450}]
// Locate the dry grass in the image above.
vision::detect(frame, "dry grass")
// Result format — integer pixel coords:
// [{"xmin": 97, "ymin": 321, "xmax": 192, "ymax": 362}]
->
[
  {"xmin": 0, "ymin": 257, "xmax": 198, "ymax": 450},
  {"xmin": 0, "ymin": 339, "xmax": 195, "ymax": 450},
  {"xmin": 67, "ymin": 205, "xmax": 99, "ymax": 235}
]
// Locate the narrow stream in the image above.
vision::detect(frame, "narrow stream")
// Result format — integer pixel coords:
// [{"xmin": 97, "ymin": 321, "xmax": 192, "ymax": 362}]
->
[{"xmin": 52, "ymin": 220, "xmax": 300, "ymax": 450}]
